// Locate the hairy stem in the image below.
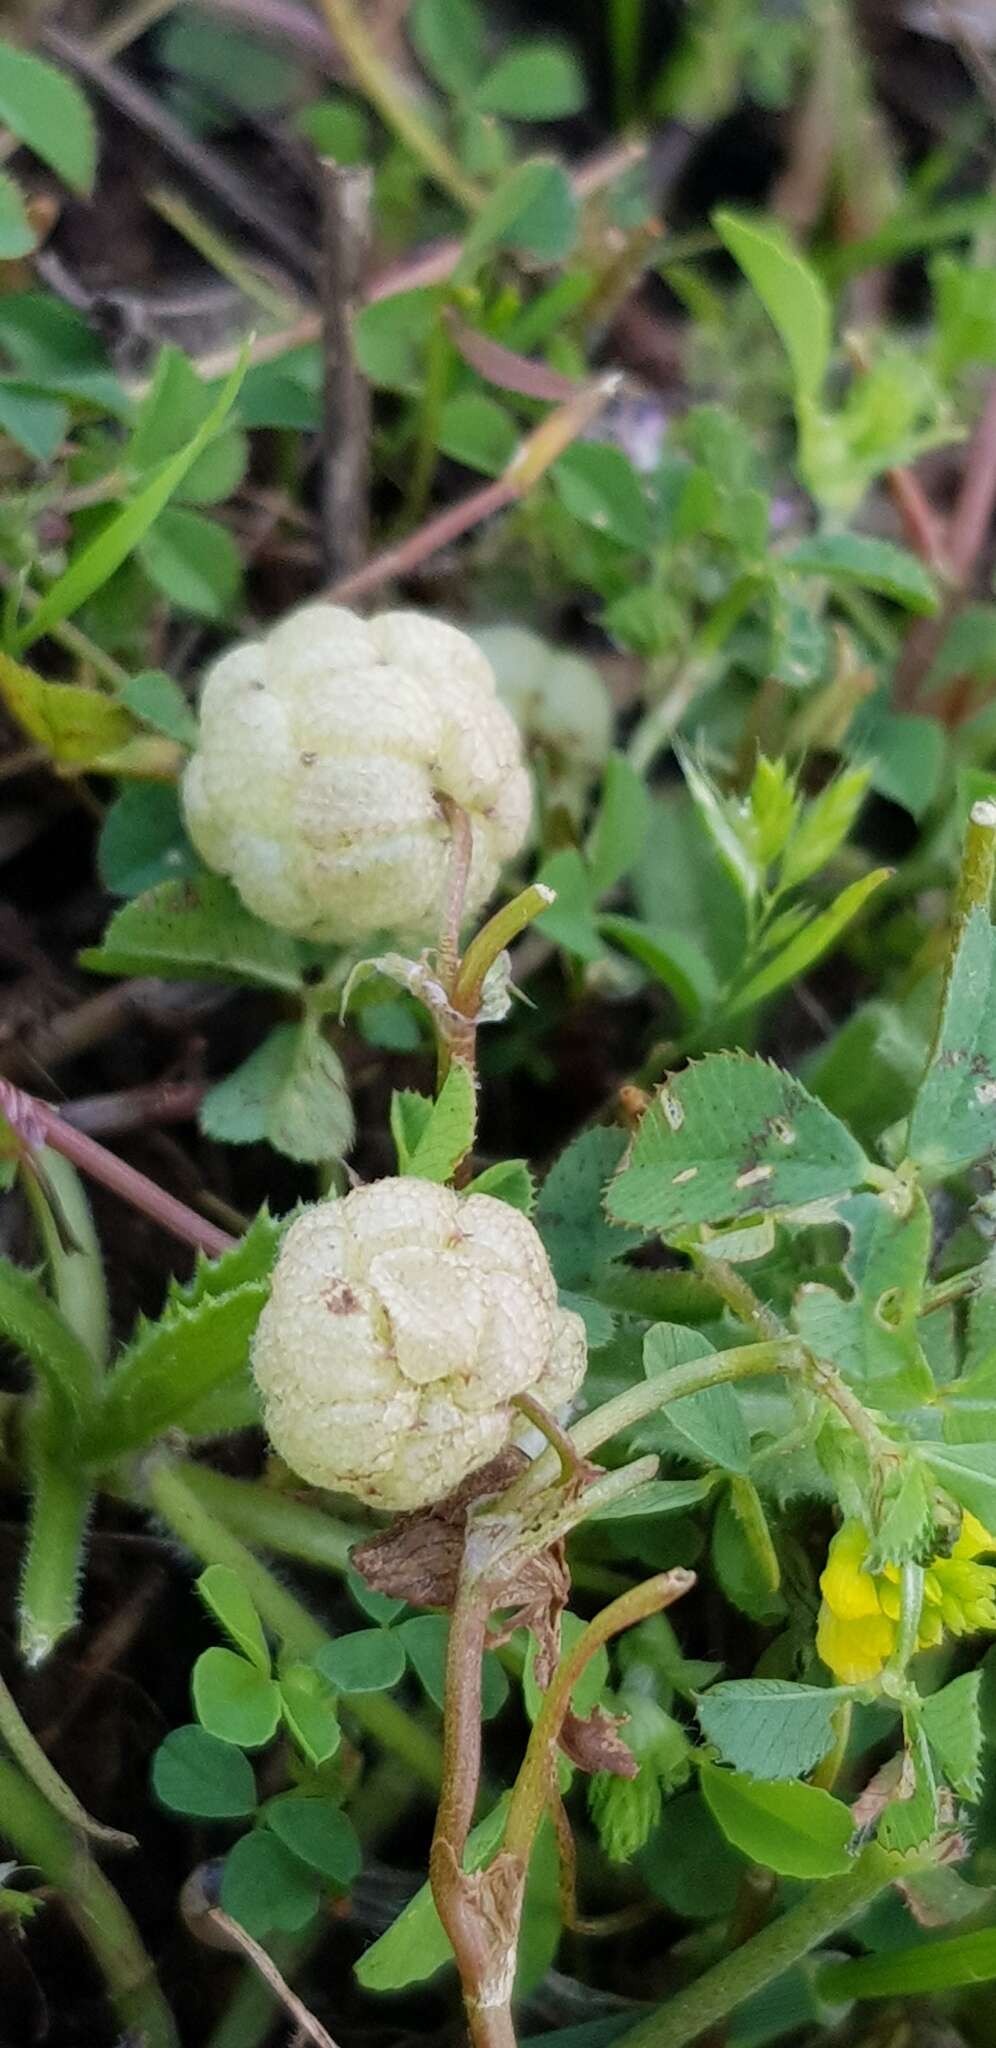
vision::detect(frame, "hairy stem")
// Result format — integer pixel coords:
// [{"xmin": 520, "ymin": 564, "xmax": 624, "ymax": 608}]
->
[
  {"xmin": 146, "ymin": 1460, "xmax": 443, "ymax": 1790},
  {"xmin": 0, "ymin": 1665, "xmax": 133, "ymax": 1849},
  {"xmin": 0, "ymin": 1758, "xmax": 179, "ymax": 2048},
  {"xmin": 18, "ymin": 1452, "xmax": 92, "ymax": 1667},
  {"xmin": 170, "ymin": 1463, "xmax": 358, "ymax": 1577},
  {"xmin": 614, "ymin": 1846, "xmax": 918, "ymax": 2048}
]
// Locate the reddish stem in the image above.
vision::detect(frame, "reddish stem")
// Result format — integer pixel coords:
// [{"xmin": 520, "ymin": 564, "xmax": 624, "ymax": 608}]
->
[{"xmin": 0, "ymin": 1081, "xmax": 233, "ymax": 1260}]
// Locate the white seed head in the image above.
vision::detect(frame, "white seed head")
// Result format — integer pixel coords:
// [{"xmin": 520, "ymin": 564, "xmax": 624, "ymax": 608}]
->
[
  {"xmin": 252, "ymin": 1178, "xmax": 587, "ymax": 1510},
  {"xmin": 182, "ymin": 605, "xmax": 533, "ymax": 943}
]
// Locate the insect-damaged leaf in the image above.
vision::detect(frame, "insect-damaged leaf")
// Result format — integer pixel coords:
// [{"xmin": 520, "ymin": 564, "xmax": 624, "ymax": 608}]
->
[{"xmin": 606, "ymin": 1053, "xmax": 869, "ymax": 1237}]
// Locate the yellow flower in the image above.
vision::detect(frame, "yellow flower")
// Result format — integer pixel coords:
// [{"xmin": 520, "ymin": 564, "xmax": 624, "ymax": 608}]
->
[{"xmin": 817, "ymin": 1514, "xmax": 996, "ymax": 1684}]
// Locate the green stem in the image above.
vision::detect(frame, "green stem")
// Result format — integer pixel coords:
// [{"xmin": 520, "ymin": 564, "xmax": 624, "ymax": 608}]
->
[
  {"xmin": 315, "ymin": 0, "xmax": 483, "ymax": 212},
  {"xmin": 171, "ymin": 1464, "xmax": 358, "ymax": 1578},
  {"xmin": 615, "ymin": 1846, "xmax": 917, "ymax": 2048},
  {"xmin": 0, "ymin": 1665, "xmax": 132, "ymax": 1849},
  {"xmin": 146, "ymin": 1460, "xmax": 443, "ymax": 1792},
  {"xmin": 403, "ymin": 311, "xmax": 452, "ymax": 528},
  {"xmin": 0, "ymin": 1758, "xmax": 179, "ymax": 2048},
  {"xmin": 453, "ymin": 883, "xmax": 557, "ymax": 1017},
  {"xmin": 19, "ymin": 1452, "xmax": 92, "ymax": 1666},
  {"xmin": 24, "ymin": 1148, "xmax": 110, "ymax": 1368}
]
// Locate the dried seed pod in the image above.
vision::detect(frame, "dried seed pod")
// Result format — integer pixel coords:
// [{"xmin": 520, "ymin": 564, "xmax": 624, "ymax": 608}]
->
[
  {"xmin": 182, "ymin": 605, "xmax": 532, "ymax": 943},
  {"xmin": 252, "ymin": 1178, "xmax": 587, "ymax": 1511}
]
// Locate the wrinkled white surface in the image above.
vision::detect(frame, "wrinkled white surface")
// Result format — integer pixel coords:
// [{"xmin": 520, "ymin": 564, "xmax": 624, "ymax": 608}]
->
[
  {"xmin": 252, "ymin": 1178, "xmax": 587, "ymax": 1509},
  {"xmin": 182, "ymin": 606, "xmax": 532, "ymax": 942}
]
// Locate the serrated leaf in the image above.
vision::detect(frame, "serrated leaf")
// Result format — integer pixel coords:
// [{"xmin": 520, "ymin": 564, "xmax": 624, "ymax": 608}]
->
[
  {"xmin": 80, "ymin": 873, "xmax": 301, "ymax": 991},
  {"xmin": 391, "ymin": 1064, "xmax": 475, "ymax": 1182},
  {"xmin": 537, "ymin": 1126, "xmax": 642, "ymax": 1288},
  {"xmin": 0, "ymin": 1257, "xmax": 98, "ymax": 1437},
  {"xmin": 925, "ymin": 1441, "xmax": 996, "ymax": 1530},
  {"xmin": 909, "ymin": 907, "xmax": 996, "ymax": 1180},
  {"xmin": 265, "ymin": 1794, "xmax": 361, "ymax": 1884},
  {"xmin": 193, "ymin": 1647, "xmax": 282, "ymax": 1748},
  {"xmin": 697, "ymin": 1680, "xmax": 852, "ymax": 1781},
  {"xmin": 221, "ymin": 1829, "xmax": 320, "ymax": 1938},
  {"xmin": 197, "ymin": 1566, "xmax": 270, "ymax": 1675},
  {"xmin": 878, "ymin": 1720, "xmax": 938, "ymax": 1853},
  {"xmin": 866, "ymin": 1456, "xmax": 936, "ymax": 1571},
  {"xmin": 779, "ymin": 767, "xmax": 872, "ymax": 891},
  {"xmin": 699, "ymin": 1762, "xmax": 854, "ymax": 1878},
  {"xmin": 201, "ymin": 1021, "xmax": 354, "ymax": 1164},
  {"xmin": 0, "ymin": 652, "xmax": 137, "ymax": 767},
  {"xmin": 0, "ymin": 38, "xmax": 96, "ymax": 194},
  {"xmin": 793, "ymin": 1190, "xmax": 934, "ymax": 1409},
  {"xmin": 607, "ymin": 1054, "xmax": 869, "ymax": 1236},
  {"xmin": 784, "ymin": 532, "xmax": 939, "ymax": 614},
  {"xmin": 278, "ymin": 1665, "xmax": 340, "ymax": 1768},
  {"xmin": 152, "ymin": 1724, "xmax": 257, "ymax": 1818},
  {"xmin": 17, "ymin": 348, "xmax": 247, "ymax": 653},
  {"xmin": 677, "ymin": 749, "xmax": 759, "ymax": 907},
  {"xmin": 714, "ymin": 209, "xmax": 830, "ymax": 404},
  {"xmin": 463, "ymin": 1159, "xmax": 535, "ymax": 1212},
  {"xmin": 727, "ymin": 869, "xmax": 889, "ymax": 1017},
  {"xmin": 921, "ymin": 1672, "xmax": 983, "ymax": 1801},
  {"xmin": 169, "ymin": 1209, "xmax": 282, "ymax": 1311},
  {"xmin": 355, "ymin": 1797, "xmax": 510, "ymax": 1991},
  {"xmin": 87, "ymin": 1283, "xmax": 268, "ymax": 1458},
  {"xmin": 643, "ymin": 1323, "xmax": 751, "ymax": 1473},
  {"xmin": 316, "ymin": 1630, "xmax": 407, "ymax": 1695}
]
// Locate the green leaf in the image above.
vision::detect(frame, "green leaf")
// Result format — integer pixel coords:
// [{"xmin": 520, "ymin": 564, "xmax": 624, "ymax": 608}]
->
[
  {"xmin": 536, "ymin": 1126, "xmax": 642, "ymax": 1289},
  {"xmin": 278, "ymin": 1665, "xmax": 340, "ymax": 1768},
  {"xmin": 152, "ymin": 1724, "xmax": 257, "ymax": 1818},
  {"xmin": 909, "ymin": 907, "xmax": 996, "ymax": 1179},
  {"xmin": 820, "ymin": 1926, "xmax": 996, "ymax": 2002},
  {"xmin": 463, "ymin": 1159, "xmax": 535, "ymax": 1212},
  {"xmin": 138, "ymin": 506, "xmax": 243, "ymax": 623},
  {"xmin": 779, "ymin": 767, "xmax": 872, "ymax": 890},
  {"xmin": 699, "ymin": 1762, "xmax": 854, "ymax": 1878},
  {"xmin": 713, "ymin": 209, "xmax": 831, "ymax": 404},
  {"xmin": 0, "ymin": 171, "xmax": 35, "ymax": 258},
  {"xmin": 265, "ymin": 1794, "xmax": 361, "ymax": 1885},
  {"xmin": 390, "ymin": 1063, "xmax": 475, "ymax": 1182},
  {"xmin": 197, "ymin": 1566, "xmax": 270, "ymax": 1675},
  {"xmin": 355, "ymin": 1798, "xmax": 510, "ymax": 1990},
  {"xmin": 0, "ymin": 651, "xmax": 136, "ymax": 767},
  {"xmin": 0, "ymin": 382, "xmax": 67, "ymax": 461},
  {"xmin": 712, "ymin": 1479, "xmax": 784, "ymax": 1622},
  {"xmin": 116, "ymin": 671, "xmax": 198, "ymax": 746},
  {"xmin": 87, "ymin": 1283, "xmax": 268, "ymax": 1458},
  {"xmin": 221, "ymin": 1829, "xmax": 320, "ymax": 1938},
  {"xmin": 587, "ymin": 754, "xmax": 651, "ymax": 898},
  {"xmin": 168, "ymin": 1208, "xmax": 282, "ymax": 1312},
  {"xmin": 925, "ymin": 1441, "xmax": 996, "ymax": 1530},
  {"xmin": 677, "ymin": 749, "xmax": 760, "ymax": 908},
  {"xmin": 793, "ymin": 1189, "xmax": 934, "ymax": 1408},
  {"xmin": 921, "ymin": 1672, "xmax": 983, "ymax": 1801},
  {"xmin": 410, "ymin": 0, "xmax": 486, "ymax": 94},
  {"xmin": 784, "ymin": 532, "xmax": 939, "ymax": 614},
  {"xmin": 437, "ymin": 392, "xmax": 518, "ymax": 476},
  {"xmin": 80, "ymin": 872, "xmax": 301, "ymax": 991},
  {"xmin": 316, "ymin": 1629, "xmax": 407, "ymax": 1695},
  {"xmin": 552, "ymin": 442, "xmax": 652, "ymax": 552},
  {"xmin": 697, "ymin": 1680, "xmax": 852, "ymax": 1781},
  {"xmin": 397, "ymin": 1615, "xmax": 508, "ymax": 1719},
  {"xmin": 727, "ymin": 870, "xmax": 890, "ymax": 1016},
  {"xmin": 0, "ymin": 38, "xmax": 96, "ymax": 194},
  {"xmin": 455, "ymin": 158, "xmax": 577, "ymax": 281},
  {"xmin": 16, "ymin": 347, "xmax": 247, "ymax": 653},
  {"xmin": 98, "ymin": 786, "xmax": 196, "ymax": 898},
  {"xmin": 587, "ymin": 1475, "xmax": 717, "ymax": 1523},
  {"xmin": 355, "ymin": 287, "xmax": 440, "ymax": 394},
  {"xmin": 201, "ymin": 1021, "xmax": 354, "ymax": 1164},
  {"xmin": 535, "ymin": 847, "xmax": 603, "ymax": 960},
  {"xmin": 294, "ymin": 95, "xmax": 371, "ymax": 163},
  {"xmin": 0, "ymin": 1258, "xmax": 98, "ymax": 1437},
  {"xmin": 853, "ymin": 706, "xmax": 944, "ymax": 822},
  {"xmin": 639, "ymin": 1788, "xmax": 746, "ymax": 1919},
  {"xmin": 643, "ymin": 1324, "xmax": 750, "ymax": 1473},
  {"xmin": 192, "ymin": 1647, "xmax": 282, "ymax": 1749},
  {"xmin": 598, "ymin": 916, "xmax": 717, "ymax": 1023},
  {"xmin": 475, "ymin": 41, "xmax": 585, "ymax": 119},
  {"xmin": 933, "ymin": 254, "xmax": 996, "ymax": 376},
  {"xmin": 607, "ymin": 1053, "xmax": 869, "ymax": 1236}
]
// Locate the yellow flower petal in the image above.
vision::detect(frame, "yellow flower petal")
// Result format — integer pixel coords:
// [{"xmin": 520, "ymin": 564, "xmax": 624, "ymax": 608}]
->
[
  {"xmin": 820, "ymin": 1522, "xmax": 882, "ymax": 1619},
  {"xmin": 955, "ymin": 1512, "xmax": 996, "ymax": 1561},
  {"xmin": 817, "ymin": 1602, "xmax": 895, "ymax": 1683}
]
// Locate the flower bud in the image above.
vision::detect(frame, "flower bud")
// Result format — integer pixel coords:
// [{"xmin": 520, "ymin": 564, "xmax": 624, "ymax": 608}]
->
[
  {"xmin": 182, "ymin": 606, "xmax": 532, "ymax": 943},
  {"xmin": 252, "ymin": 1178, "xmax": 587, "ymax": 1510}
]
